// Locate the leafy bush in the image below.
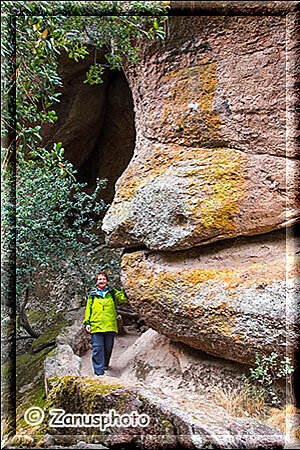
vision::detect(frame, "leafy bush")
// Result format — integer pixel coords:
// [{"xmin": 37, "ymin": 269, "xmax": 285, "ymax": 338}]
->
[
  {"xmin": 1, "ymin": 1, "xmax": 170, "ymax": 337},
  {"xmin": 246, "ymin": 352, "xmax": 294, "ymax": 406}
]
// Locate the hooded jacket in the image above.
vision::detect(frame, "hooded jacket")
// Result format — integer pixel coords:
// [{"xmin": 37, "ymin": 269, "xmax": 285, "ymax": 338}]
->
[{"xmin": 83, "ymin": 286, "xmax": 128, "ymax": 333}]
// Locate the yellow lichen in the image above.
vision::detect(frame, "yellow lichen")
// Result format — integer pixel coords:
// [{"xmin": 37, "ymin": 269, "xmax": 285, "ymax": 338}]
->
[
  {"xmin": 109, "ymin": 144, "xmax": 247, "ymax": 241},
  {"xmin": 106, "ymin": 56, "xmax": 237, "ymax": 239},
  {"xmin": 160, "ymin": 57, "xmax": 220, "ymax": 144},
  {"xmin": 122, "ymin": 252, "xmax": 296, "ymax": 341}
]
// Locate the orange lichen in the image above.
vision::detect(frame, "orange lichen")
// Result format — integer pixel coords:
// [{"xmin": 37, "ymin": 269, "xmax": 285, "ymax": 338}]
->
[
  {"xmin": 160, "ymin": 57, "xmax": 221, "ymax": 144},
  {"xmin": 122, "ymin": 252, "xmax": 297, "ymax": 340},
  {"xmin": 106, "ymin": 57, "xmax": 233, "ymax": 233},
  {"xmin": 109, "ymin": 144, "xmax": 248, "ymax": 241},
  {"xmin": 123, "ymin": 252, "xmax": 292, "ymax": 298}
]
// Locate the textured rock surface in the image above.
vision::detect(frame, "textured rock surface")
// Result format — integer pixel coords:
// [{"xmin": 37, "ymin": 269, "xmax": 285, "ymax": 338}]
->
[
  {"xmin": 41, "ymin": 50, "xmax": 111, "ymax": 170},
  {"xmin": 41, "ymin": 50, "xmax": 134, "ymax": 206},
  {"xmin": 56, "ymin": 308, "xmax": 90, "ymax": 357},
  {"xmin": 45, "ymin": 376, "xmax": 284, "ymax": 449},
  {"xmin": 102, "ymin": 14, "xmax": 299, "ymax": 250},
  {"xmin": 121, "ymin": 230, "xmax": 299, "ymax": 364},
  {"xmin": 44, "ymin": 345, "xmax": 81, "ymax": 392},
  {"xmin": 117, "ymin": 328, "xmax": 252, "ymax": 393}
]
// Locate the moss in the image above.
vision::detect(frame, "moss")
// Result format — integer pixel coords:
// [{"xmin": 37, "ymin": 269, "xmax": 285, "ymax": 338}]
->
[
  {"xmin": 43, "ymin": 376, "xmax": 135, "ymax": 438},
  {"xmin": 31, "ymin": 311, "xmax": 67, "ymax": 352},
  {"xmin": 2, "ymin": 350, "xmax": 51, "ymax": 445},
  {"xmin": 80, "ymin": 377, "xmax": 126, "ymax": 411},
  {"xmin": 16, "ymin": 380, "xmax": 46, "ymax": 428},
  {"xmin": 2, "ymin": 379, "xmax": 48, "ymax": 446},
  {"xmin": 16, "ymin": 347, "xmax": 52, "ymax": 392},
  {"xmin": 45, "ymin": 376, "xmax": 127, "ymax": 413},
  {"xmin": 26, "ymin": 308, "xmax": 49, "ymax": 326}
]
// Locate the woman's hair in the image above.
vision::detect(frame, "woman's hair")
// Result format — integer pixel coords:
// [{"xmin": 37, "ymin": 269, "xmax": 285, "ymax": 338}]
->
[{"xmin": 96, "ymin": 271, "xmax": 108, "ymax": 282}]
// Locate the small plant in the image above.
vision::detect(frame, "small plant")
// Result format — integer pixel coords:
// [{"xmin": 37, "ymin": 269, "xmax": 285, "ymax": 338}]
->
[
  {"xmin": 206, "ymin": 354, "xmax": 294, "ymax": 422},
  {"xmin": 241, "ymin": 377, "xmax": 268, "ymax": 418},
  {"xmin": 247, "ymin": 352, "xmax": 294, "ymax": 405}
]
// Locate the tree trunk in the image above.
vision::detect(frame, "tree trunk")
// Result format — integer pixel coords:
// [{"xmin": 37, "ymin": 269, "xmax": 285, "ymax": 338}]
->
[{"xmin": 18, "ymin": 287, "xmax": 41, "ymax": 338}]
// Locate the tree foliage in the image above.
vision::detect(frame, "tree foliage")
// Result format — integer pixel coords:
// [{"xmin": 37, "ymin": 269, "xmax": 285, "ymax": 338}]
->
[{"xmin": 1, "ymin": 1, "xmax": 169, "ymax": 336}]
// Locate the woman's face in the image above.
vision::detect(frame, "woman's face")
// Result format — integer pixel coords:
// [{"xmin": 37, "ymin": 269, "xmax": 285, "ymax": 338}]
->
[{"xmin": 97, "ymin": 274, "xmax": 107, "ymax": 290}]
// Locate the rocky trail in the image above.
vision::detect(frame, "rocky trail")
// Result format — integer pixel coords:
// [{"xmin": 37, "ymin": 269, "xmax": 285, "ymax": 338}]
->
[{"xmin": 80, "ymin": 332, "xmax": 140, "ymax": 378}]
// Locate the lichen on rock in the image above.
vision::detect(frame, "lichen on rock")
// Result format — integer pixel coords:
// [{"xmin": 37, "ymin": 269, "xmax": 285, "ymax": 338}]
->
[
  {"xmin": 120, "ymin": 230, "xmax": 299, "ymax": 365},
  {"xmin": 43, "ymin": 376, "xmax": 285, "ymax": 449}
]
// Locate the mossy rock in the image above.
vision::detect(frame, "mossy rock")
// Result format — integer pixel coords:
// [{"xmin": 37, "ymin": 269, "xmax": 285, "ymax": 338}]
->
[
  {"xmin": 2, "ymin": 353, "xmax": 50, "ymax": 445},
  {"xmin": 43, "ymin": 376, "xmax": 284, "ymax": 448},
  {"xmin": 16, "ymin": 347, "xmax": 52, "ymax": 391},
  {"xmin": 31, "ymin": 311, "xmax": 67, "ymax": 353},
  {"xmin": 26, "ymin": 308, "xmax": 50, "ymax": 327},
  {"xmin": 16, "ymin": 380, "xmax": 46, "ymax": 430}
]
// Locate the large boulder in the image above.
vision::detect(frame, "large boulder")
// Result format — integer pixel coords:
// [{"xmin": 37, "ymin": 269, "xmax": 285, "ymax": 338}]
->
[
  {"xmin": 117, "ymin": 328, "xmax": 253, "ymax": 394},
  {"xmin": 44, "ymin": 376, "xmax": 284, "ymax": 449},
  {"xmin": 120, "ymin": 230, "xmax": 299, "ymax": 365},
  {"xmin": 44, "ymin": 345, "xmax": 81, "ymax": 394},
  {"xmin": 56, "ymin": 307, "xmax": 90, "ymax": 357},
  {"xmin": 102, "ymin": 13, "xmax": 299, "ymax": 251}
]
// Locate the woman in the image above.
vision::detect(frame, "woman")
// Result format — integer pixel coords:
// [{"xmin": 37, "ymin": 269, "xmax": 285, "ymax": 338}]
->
[{"xmin": 83, "ymin": 271, "xmax": 128, "ymax": 377}]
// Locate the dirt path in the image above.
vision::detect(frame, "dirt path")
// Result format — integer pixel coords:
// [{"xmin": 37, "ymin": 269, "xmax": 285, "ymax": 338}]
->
[{"xmin": 80, "ymin": 333, "xmax": 140, "ymax": 378}]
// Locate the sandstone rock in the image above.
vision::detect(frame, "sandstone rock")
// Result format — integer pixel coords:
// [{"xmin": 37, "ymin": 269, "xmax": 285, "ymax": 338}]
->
[
  {"xmin": 37, "ymin": 434, "xmax": 55, "ymax": 448},
  {"xmin": 102, "ymin": 14, "xmax": 299, "ymax": 250},
  {"xmin": 44, "ymin": 345, "xmax": 81, "ymax": 394},
  {"xmin": 75, "ymin": 442, "xmax": 109, "ymax": 449},
  {"xmin": 45, "ymin": 376, "xmax": 284, "ymax": 449},
  {"xmin": 56, "ymin": 307, "xmax": 90, "ymax": 357},
  {"xmin": 116, "ymin": 328, "xmax": 286, "ymax": 401},
  {"xmin": 120, "ymin": 230, "xmax": 299, "ymax": 365}
]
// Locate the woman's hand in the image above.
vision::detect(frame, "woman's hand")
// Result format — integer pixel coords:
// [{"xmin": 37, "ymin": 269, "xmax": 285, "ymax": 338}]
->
[{"xmin": 85, "ymin": 325, "xmax": 91, "ymax": 333}]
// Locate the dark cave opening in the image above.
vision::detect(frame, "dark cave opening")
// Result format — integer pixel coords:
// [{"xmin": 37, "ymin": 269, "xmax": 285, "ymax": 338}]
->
[
  {"xmin": 42, "ymin": 50, "xmax": 135, "ymax": 208},
  {"xmin": 77, "ymin": 70, "xmax": 135, "ymax": 206}
]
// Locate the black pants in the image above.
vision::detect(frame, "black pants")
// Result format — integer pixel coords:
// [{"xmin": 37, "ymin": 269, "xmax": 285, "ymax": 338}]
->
[{"xmin": 91, "ymin": 331, "xmax": 115, "ymax": 375}]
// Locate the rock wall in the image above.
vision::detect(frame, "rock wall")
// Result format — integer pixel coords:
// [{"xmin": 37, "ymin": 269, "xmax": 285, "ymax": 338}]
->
[
  {"xmin": 45, "ymin": 376, "xmax": 284, "ymax": 449},
  {"xmin": 102, "ymin": 7, "xmax": 300, "ymax": 366},
  {"xmin": 121, "ymin": 230, "xmax": 299, "ymax": 364},
  {"xmin": 102, "ymin": 13, "xmax": 299, "ymax": 250}
]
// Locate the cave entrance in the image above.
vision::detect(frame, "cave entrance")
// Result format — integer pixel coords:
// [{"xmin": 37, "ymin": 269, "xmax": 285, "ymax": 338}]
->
[
  {"xmin": 43, "ymin": 51, "xmax": 135, "ymax": 209},
  {"xmin": 77, "ymin": 70, "xmax": 135, "ymax": 206}
]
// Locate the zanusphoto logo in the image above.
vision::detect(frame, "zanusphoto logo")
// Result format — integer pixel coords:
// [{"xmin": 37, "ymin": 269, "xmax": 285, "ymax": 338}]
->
[{"xmin": 47, "ymin": 408, "xmax": 150, "ymax": 430}]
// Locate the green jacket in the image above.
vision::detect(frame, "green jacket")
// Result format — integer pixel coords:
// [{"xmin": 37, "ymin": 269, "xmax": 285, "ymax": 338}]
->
[{"xmin": 83, "ymin": 286, "xmax": 128, "ymax": 333}]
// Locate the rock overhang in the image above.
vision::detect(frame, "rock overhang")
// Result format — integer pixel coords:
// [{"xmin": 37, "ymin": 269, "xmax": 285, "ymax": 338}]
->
[
  {"xmin": 102, "ymin": 141, "xmax": 299, "ymax": 251},
  {"xmin": 119, "ymin": 229, "xmax": 299, "ymax": 365},
  {"xmin": 101, "ymin": 10, "xmax": 299, "ymax": 251},
  {"xmin": 100, "ymin": 6, "xmax": 299, "ymax": 365}
]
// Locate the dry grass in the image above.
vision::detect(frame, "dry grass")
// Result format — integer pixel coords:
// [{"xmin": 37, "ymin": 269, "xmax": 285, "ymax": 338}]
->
[
  {"xmin": 266, "ymin": 404, "xmax": 300, "ymax": 442},
  {"xmin": 207, "ymin": 385, "xmax": 300, "ymax": 443},
  {"xmin": 206, "ymin": 384, "xmax": 268, "ymax": 420}
]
